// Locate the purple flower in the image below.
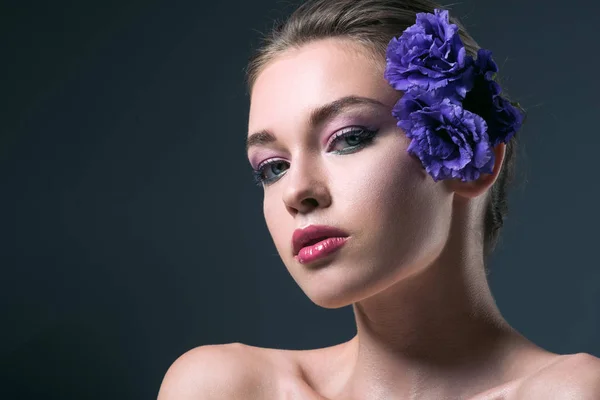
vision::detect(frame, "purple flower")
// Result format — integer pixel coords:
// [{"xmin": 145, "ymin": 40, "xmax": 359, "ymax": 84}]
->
[
  {"xmin": 463, "ymin": 49, "xmax": 523, "ymax": 145},
  {"xmin": 392, "ymin": 88, "xmax": 437, "ymax": 123},
  {"xmin": 383, "ymin": 8, "xmax": 524, "ymax": 182},
  {"xmin": 384, "ymin": 9, "xmax": 474, "ymax": 98},
  {"xmin": 487, "ymin": 96, "xmax": 523, "ymax": 145},
  {"xmin": 396, "ymin": 96, "xmax": 495, "ymax": 182}
]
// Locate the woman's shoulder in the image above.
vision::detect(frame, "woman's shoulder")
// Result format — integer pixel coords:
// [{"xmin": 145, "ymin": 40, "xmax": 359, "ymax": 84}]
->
[
  {"xmin": 157, "ymin": 343, "xmax": 264, "ymax": 399},
  {"xmin": 156, "ymin": 342, "xmax": 312, "ymax": 400},
  {"xmin": 513, "ymin": 352, "xmax": 600, "ymax": 399},
  {"xmin": 157, "ymin": 343, "xmax": 600, "ymax": 399}
]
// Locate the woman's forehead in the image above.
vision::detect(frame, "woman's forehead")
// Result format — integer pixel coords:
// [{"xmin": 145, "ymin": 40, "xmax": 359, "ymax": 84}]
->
[{"xmin": 248, "ymin": 39, "xmax": 398, "ymax": 131}]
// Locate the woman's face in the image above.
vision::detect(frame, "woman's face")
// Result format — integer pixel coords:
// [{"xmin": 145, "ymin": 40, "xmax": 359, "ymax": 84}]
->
[{"xmin": 247, "ymin": 39, "xmax": 454, "ymax": 308}]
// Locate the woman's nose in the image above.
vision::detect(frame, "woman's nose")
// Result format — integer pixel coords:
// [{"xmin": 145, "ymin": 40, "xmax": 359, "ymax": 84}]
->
[{"xmin": 281, "ymin": 158, "xmax": 331, "ymax": 215}]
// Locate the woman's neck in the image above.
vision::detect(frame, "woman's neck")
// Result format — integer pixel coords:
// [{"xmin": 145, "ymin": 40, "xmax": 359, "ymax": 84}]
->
[{"xmin": 331, "ymin": 237, "xmax": 551, "ymax": 399}]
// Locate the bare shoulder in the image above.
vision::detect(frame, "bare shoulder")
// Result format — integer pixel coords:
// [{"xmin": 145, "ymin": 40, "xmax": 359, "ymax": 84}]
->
[
  {"xmin": 157, "ymin": 342, "xmax": 283, "ymax": 400},
  {"xmin": 514, "ymin": 353, "xmax": 600, "ymax": 399}
]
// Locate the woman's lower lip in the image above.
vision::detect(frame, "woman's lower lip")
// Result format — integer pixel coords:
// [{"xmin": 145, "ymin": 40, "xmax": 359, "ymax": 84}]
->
[{"xmin": 295, "ymin": 237, "xmax": 349, "ymax": 264}]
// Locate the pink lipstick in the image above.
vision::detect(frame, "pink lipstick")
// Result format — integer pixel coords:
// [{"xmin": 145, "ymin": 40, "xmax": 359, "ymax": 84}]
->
[{"xmin": 292, "ymin": 225, "xmax": 349, "ymax": 264}]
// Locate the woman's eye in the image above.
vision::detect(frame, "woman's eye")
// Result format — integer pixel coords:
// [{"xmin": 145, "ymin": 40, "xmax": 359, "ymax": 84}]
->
[
  {"xmin": 328, "ymin": 127, "xmax": 378, "ymax": 153},
  {"xmin": 253, "ymin": 160, "xmax": 289, "ymax": 186}
]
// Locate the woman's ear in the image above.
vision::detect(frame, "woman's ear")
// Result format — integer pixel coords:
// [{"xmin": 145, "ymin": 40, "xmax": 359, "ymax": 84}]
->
[{"xmin": 446, "ymin": 143, "xmax": 506, "ymax": 199}]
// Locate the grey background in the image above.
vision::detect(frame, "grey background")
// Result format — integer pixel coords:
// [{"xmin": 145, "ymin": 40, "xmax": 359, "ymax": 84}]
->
[{"xmin": 1, "ymin": 0, "xmax": 598, "ymax": 398}]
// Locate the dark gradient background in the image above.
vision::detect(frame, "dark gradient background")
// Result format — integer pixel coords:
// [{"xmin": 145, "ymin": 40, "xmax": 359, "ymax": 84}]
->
[{"xmin": 1, "ymin": 0, "xmax": 599, "ymax": 398}]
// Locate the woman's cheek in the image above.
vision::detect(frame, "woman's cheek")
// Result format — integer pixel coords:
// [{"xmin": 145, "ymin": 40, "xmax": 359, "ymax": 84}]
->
[
  {"xmin": 264, "ymin": 194, "xmax": 281, "ymax": 231},
  {"xmin": 345, "ymin": 141, "xmax": 418, "ymax": 206}
]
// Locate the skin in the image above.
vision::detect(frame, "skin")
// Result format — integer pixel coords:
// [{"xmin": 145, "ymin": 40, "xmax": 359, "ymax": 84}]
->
[
  {"xmin": 246, "ymin": 37, "xmax": 546, "ymax": 398},
  {"xmin": 157, "ymin": 38, "xmax": 600, "ymax": 399}
]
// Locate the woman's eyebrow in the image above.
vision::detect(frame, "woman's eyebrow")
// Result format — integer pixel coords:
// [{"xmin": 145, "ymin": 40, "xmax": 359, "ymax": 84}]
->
[{"xmin": 246, "ymin": 95, "xmax": 387, "ymax": 152}]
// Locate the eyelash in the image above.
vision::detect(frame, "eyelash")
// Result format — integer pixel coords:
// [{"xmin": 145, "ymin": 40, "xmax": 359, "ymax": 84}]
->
[{"xmin": 251, "ymin": 126, "xmax": 379, "ymax": 187}]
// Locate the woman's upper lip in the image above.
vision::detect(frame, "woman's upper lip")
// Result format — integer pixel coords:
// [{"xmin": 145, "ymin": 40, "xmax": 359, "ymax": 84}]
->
[{"xmin": 292, "ymin": 225, "xmax": 349, "ymax": 256}]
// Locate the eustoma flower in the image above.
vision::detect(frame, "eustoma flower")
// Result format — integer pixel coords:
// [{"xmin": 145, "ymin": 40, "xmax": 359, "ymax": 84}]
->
[
  {"xmin": 384, "ymin": 9, "xmax": 474, "ymax": 98},
  {"xmin": 463, "ymin": 49, "xmax": 523, "ymax": 146},
  {"xmin": 385, "ymin": 8, "xmax": 524, "ymax": 182},
  {"xmin": 396, "ymin": 96, "xmax": 494, "ymax": 182}
]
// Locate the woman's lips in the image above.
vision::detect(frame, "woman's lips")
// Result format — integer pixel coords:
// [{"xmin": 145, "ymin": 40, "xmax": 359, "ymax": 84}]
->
[
  {"xmin": 292, "ymin": 225, "xmax": 350, "ymax": 264},
  {"xmin": 292, "ymin": 225, "xmax": 349, "ymax": 254},
  {"xmin": 295, "ymin": 236, "xmax": 349, "ymax": 264}
]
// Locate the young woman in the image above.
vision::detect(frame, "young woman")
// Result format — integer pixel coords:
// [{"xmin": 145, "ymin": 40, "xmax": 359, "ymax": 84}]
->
[{"xmin": 159, "ymin": 0, "xmax": 600, "ymax": 398}]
